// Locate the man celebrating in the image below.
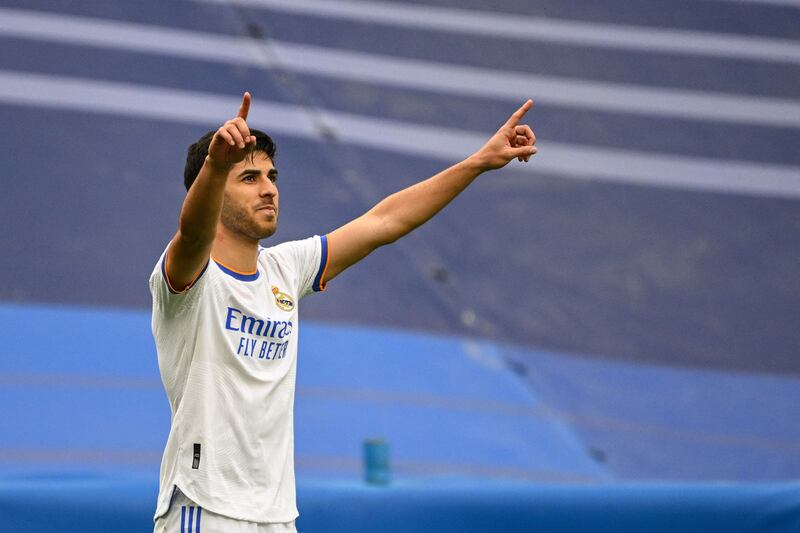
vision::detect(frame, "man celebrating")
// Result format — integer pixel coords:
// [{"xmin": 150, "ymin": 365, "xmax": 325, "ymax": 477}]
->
[{"xmin": 150, "ymin": 92, "xmax": 537, "ymax": 532}]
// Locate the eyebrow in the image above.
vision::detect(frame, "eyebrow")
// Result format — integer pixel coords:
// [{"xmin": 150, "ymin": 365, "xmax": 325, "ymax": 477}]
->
[{"xmin": 237, "ymin": 168, "xmax": 279, "ymax": 179}]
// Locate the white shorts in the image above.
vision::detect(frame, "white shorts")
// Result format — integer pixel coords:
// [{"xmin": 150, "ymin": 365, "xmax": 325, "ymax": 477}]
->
[{"xmin": 153, "ymin": 487, "xmax": 298, "ymax": 533}]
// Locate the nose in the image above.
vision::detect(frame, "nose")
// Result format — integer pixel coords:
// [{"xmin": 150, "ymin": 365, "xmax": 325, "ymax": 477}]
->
[{"xmin": 259, "ymin": 176, "xmax": 277, "ymax": 198}]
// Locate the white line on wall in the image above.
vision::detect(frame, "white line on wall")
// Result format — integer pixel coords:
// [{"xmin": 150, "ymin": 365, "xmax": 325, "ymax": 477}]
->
[
  {"xmin": 1, "ymin": 8, "xmax": 799, "ymax": 128},
  {"xmin": 0, "ymin": 70, "xmax": 797, "ymax": 199},
  {"xmin": 196, "ymin": 0, "xmax": 800, "ymax": 64}
]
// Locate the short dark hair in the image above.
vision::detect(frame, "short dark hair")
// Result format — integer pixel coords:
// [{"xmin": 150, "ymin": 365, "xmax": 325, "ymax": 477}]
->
[{"xmin": 183, "ymin": 129, "xmax": 277, "ymax": 191}]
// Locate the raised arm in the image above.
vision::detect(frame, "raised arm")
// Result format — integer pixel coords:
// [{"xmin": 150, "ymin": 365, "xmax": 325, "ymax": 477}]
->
[
  {"xmin": 324, "ymin": 100, "xmax": 537, "ymax": 283},
  {"xmin": 165, "ymin": 92, "xmax": 257, "ymax": 292}
]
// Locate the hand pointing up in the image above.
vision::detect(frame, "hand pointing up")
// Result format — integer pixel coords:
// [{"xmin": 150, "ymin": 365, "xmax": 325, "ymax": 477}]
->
[
  {"xmin": 207, "ymin": 92, "xmax": 257, "ymax": 169},
  {"xmin": 470, "ymin": 99, "xmax": 538, "ymax": 171}
]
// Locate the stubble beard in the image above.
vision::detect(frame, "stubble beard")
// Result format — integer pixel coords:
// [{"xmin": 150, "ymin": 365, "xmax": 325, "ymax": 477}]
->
[{"xmin": 220, "ymin": 194, "xmax": 277, "ymax": 241}]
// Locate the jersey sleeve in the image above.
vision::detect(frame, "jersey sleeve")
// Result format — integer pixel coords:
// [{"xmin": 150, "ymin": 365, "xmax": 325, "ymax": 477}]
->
[
  {"xmin": 149, "ymin": 242, "xmax": 210, "ymax": 317},
  {"xmin": 269, "ymin": 234, "xmax": 330, "ymax": 299}
]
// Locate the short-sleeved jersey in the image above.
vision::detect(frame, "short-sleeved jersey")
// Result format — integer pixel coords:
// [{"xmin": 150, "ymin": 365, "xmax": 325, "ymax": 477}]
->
[{"xmin": 149, "ymin": 235, "xmax": 329, "ymax": 524}]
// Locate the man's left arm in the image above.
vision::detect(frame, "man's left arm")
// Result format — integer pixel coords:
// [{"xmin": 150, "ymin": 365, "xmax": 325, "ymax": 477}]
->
[{"xmin": 324, "ymin": 100, "xmax": 537, "ymax": 283}]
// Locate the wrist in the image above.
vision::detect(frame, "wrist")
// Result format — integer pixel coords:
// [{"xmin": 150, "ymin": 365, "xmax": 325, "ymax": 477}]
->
[
  {"xmin": 463, "ymin": 152, "xmax": 491, "ymax": 174},
  {"xmin": 204, "ymin": 154, "xmax": 233, "ymax": 175}
]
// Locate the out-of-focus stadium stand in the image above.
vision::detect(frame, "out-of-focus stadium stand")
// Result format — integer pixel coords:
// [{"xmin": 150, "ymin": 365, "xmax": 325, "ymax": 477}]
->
[{"xmin": 1, "ymin": 0, "xmax": 799, "ymax": 530}]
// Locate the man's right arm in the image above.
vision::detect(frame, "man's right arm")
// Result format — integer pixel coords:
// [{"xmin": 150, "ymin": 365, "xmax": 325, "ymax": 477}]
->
[{"xmin": 164, "ymin": 92, "xmax": 255, "ymax": 292}]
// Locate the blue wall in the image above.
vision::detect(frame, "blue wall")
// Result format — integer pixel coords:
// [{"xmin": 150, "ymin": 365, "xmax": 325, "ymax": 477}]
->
[
  {"xmin": 1, "ymin": 303, "xmax": 800, "ymax": 531},
  {"xmin": 2, "ymin": 303, "xmax": 798, "ymax": 483},
  {"xmin": 3, "ymin": 475, "xmax": 800, "ymax": 533}
]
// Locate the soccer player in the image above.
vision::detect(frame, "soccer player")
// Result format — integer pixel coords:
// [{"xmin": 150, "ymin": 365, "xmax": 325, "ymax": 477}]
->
[{"xmin": 150, "ymin": 92, "xmax": 537, "ymax": 532}]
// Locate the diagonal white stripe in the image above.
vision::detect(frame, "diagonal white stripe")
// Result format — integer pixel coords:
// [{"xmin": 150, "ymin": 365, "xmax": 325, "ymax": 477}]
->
[
  {"xmin": 196, "ymin": 0, "xmax": 800, "ymax": 65},
  {"xmin": 0, "ymin": 71, "xmax": 797, "ymax": 199},
  {"xmin": 1, "ymin": 8, "xmax": 799, "ymax": 128}
]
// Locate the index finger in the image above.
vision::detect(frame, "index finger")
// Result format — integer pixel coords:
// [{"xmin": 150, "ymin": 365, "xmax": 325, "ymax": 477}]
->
[
  {"xmin": 504, "ymin": 99, "xmax": 533, "ymax": 128},
  {"xmin": 237, "ymin": 91, "xmax": 251, "ymax": 120}
]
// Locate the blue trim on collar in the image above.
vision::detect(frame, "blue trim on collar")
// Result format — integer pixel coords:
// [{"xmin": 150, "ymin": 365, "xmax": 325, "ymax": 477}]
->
[{"xmin": 214, "ymin": 260, "xmax": 260, "ymax": 281}]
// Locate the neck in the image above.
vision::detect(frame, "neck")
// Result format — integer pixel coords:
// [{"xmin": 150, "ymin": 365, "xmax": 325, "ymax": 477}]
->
[{"xmin": 210, "ymin": 227, "xmax": 260, "ymax": 274}]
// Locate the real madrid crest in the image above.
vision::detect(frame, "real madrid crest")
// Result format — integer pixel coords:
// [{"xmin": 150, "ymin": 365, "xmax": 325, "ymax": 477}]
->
[{"xmin": 271, "ymin": 286, "xmax": 295, "ymax": 312}]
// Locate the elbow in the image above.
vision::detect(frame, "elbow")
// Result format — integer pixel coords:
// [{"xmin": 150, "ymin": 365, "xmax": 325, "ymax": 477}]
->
[
  {"xmin": 377, "ymin": 216, "xmax": 413, "ymax": 246},
  {"xmin": 368, "ymin": 202, "xmax": 414, "ymax": 246}
]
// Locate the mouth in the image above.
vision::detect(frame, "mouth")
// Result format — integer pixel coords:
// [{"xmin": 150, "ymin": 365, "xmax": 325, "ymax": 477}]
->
[{"xmin": 256, "ymin": 205, "xmax": 276, "ymax": 214}]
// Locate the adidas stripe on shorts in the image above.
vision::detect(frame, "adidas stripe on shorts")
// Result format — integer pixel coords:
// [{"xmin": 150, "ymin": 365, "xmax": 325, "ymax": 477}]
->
[{"xmin": 153, "ymin": 487, "xmax": 298, "ymax": 533}]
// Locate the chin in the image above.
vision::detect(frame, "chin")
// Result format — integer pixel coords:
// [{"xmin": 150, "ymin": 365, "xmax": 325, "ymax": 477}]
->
[{"xmin": 257, "ymin": 225, "xmax": 277, "ymax": 240}]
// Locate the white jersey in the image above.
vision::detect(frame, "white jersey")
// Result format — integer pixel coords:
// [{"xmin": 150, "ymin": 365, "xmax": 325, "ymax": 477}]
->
[{"xmin": 149, "ymin": 235, "xmax": 329, "ymax": 524}]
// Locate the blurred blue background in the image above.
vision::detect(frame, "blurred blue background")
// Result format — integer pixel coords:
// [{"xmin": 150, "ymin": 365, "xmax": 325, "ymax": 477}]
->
[{"xmin": 0, "ymin": 0, "xmax": 799, "ymax": 531}]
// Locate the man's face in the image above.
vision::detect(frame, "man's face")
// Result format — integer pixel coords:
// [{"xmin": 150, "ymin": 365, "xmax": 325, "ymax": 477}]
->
[{"xmin": 220, "ymin": 151, "xmax": 279, "ymax": 241}]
